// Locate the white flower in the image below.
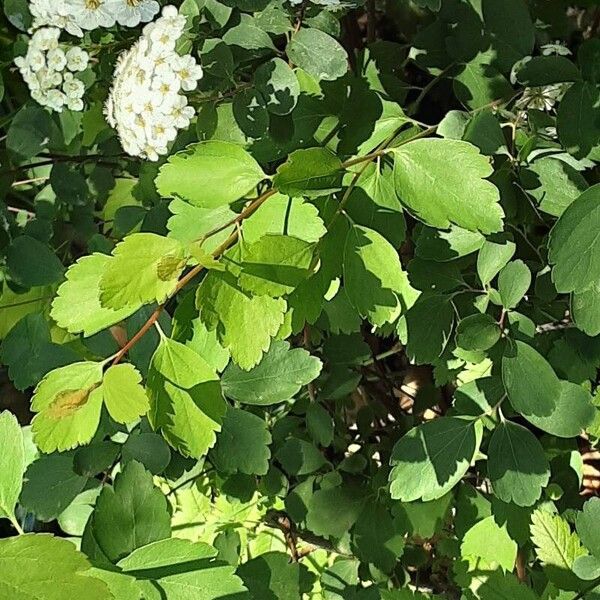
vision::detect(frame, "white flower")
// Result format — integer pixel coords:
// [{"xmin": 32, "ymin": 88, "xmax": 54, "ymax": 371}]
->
[
  {"xmin": 160, "ymin": 4, "xmax": 186, "ymax": 31},
  {"xmin": 71, "ymin": 0, "xmax": 116, "ymax": 30},
  {"xmin": 32, "ymin": 26, "xmax": 61, "ymax": 50},
  {"xmin": 65, "ymin": 47, "xmax": 89, "ymax": 72},
  {"xmin": 115, "ymin": 0, "xmax": 160, "ymax": 27},
  {"xmin": 517, "ymin": 84, "xmax": 566, "ymax": 112},
  {"xmin": 15, "ymin": 27, "xmax": 89, "ymax": 112},
  {"xmin": 39, "ymin": 67, "xmax": 63, "ymax": 89},
  {"xmin": 63, "ymin": 73, "xmax": 85, "ymax": 98},
  {"xmin": 105, "ymin": 5, "xmax": 203, "ymax": 161},
  {"xmin": 67, "ymin": 97, "xmax": 85, "ymax": 111},
  {"xmin": 46, "ymin": 88, "xmax": 67, "ymax": 111},
  {"xmin": 172, "ymin": 55, "xmax": 203, "ymax": 92},
  {"xmin": 151, "ymin": 74, "xmax": 181, "ymax": 96},
  {"xmin": 29, "ymin": 0, "xmax": 83, "ymax": 37},
  {"xmin": 147, "ymin": 116, "xmax": 178, "ymax": 143},
  {"xmin": 27, "ymin": 50, "xmax": 46, "ymax": 72},
  {"xmin": 170, "ymin": 96, "xmax": 194, "ymax": 128},
  {"xmin": 46, "ymin": 47, "xmax": 67, "ymax": 71},
  {"xmin": 148, "ymin": 25, "xmax": 178, "ymax": 54}
]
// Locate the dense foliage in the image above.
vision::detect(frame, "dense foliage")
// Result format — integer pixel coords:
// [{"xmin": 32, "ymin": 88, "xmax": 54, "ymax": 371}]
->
[{"xmin": 0, "ymin": 0, "xmax": 599, "ymax": 598}]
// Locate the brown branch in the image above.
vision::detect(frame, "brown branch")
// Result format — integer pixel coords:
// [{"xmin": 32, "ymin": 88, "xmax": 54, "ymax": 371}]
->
[
  {"xmin": 99, "ymin": 110, "xmax": 498, "ymax": 368},
  {"xmin": 197, "ymin": 189, "xmax": 276, "ymax": 245},
  {"xmin": 111, "ymin": 191, "xmax": 274, "ymax": 366},
  {"xmin": 111, "ymin": 306, "xmax": 164, "ymax": 365},
  {"xmin": 515, "ymin": 549, "xmax": 527, "ymax": 583}
]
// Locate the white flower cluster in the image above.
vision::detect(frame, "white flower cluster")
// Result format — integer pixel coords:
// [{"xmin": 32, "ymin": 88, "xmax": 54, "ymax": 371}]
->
[
  {"xmin": 15, "ymin": 28, "xmax": 89, "ymax": 112},
  {"xmin": 29, "ymin": 0, "xmax": 160, "ymax": 37},
  {"xmin": 516, "ymin": 84, "xmax": 566, "ymax": 112},
  {"xmin": 105, "ymin": 6, "xmax": 203, "ymax": 161}
]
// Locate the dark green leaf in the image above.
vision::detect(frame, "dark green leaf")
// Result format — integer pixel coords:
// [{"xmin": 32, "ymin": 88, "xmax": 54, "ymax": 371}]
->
[{"xmin": 488, "ymin": 420, "xmax": 549, "ymax": 507}]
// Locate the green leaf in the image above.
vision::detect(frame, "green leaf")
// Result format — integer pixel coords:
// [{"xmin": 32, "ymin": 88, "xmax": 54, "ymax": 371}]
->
[
  {"xmin": 0, "ymin": 286, "xmax": 53, "ymax": 340},
  {"xmin": 255, "ymin": 57, "xmax": 300, "ymax": 115},
  {"xmin": 99, "ymin": 233, "xmax": 188, "ymax": 310},
  {"xmin": 461, "ymin": 515, "xmax": 517, "ymax": 571},
  {"xmin": 273, "ymin": 148, "xmax": 342, "ymax": 198},
  {"xmin": 211, "ymin": 407, "xmax": 272, "ymax": 475},
  {"xmin": 6, "ymin": 236, "xmax": 65, "ymax": 287},
  {"xmin": 524, "ymin": 381, "xmax": 595, "ymax": 438},
  {"xmin": 576, "ymin": 497, "xmax": 600, "ymax": 558},
  {"xmin": 557, "ymin": 82, "xmax": 600, "ymax": 159},
  {"xmin": 572, "ymin": 282, "xmax": 600, "ymax": 336},
  {"xmin": 453, "ymin": 377, "xmax": 504, "ymax": 417},
  {"xmin": 233, "ymin": 88, "xmax": 269, "ymax": 138},
  {"xmin": 3, "ymin": 0, "xmax": 32, "ymax": 31},
  {"xmin": 415, "ymin": 225, "xmax": 484, "ymax": 262},
  {"xmin": 74, "ymin": 442, "xmax": 120, "ymax": 478},
  {"xmin": 573, "ymin": 555, "xmax": 600, "ymax": 581},
  {"xmin": 477, "ymin": 572, "xmax": 538, "ymax": 600},
  {"xmin": 82, "ymin": 461, "xmax": 171, "ymax": 564},
  {"xmin": 0, "ymin": 534, "xmax": 112, "ymax": 600},
  {"xmin": 146, "ymin": 565, "xmax": 247, "ymax": 599},
  {"xmin": 167, "ymin": 200, "xmax": 236, "ymax": 252},
  {"xmin": 515, "ymin": 56, "xmax": 581, "ymax": 86},
  {"xmin": 455, "ymin": 313, "xmax": 500, "ymax": 352},
  {"xmin": 498, "ymin": 260, "xmax": 531, "ymax": 309},
  {"xmin": 222, "ymin": 340, "xmax": 321, "ymax": 405},
  {"xmin": 102, "ymin": 363, "xmax": 150, "ymax": 424},
  {"xmin": 389, "ymin": 417, "xmax": 483, "ymax": 502},
  {"xmin": 306, "ymin": 484, "xmax": 366, "ymax": 539},
  {"xmin": 0, "ymin": 411, "xmax": 24, "ymax": 524},
  {"xmin": 6, "ymin": 104, "xmax": 53, "ymax": 159},
  {"xmin": 156, "ymin": 141, "xmax": 266, "ymax": 208},
  {"xmin": 477, "ymin": 237, "xmax": 516, "ymax": 286},
  {"xmin": 122, "ymin": 433, "xmax": 171, "ymax": 475},
  {"xmin": 524, "ymin": 156, "xmax": 589, "ymax": 217},
  {"xmin": 549, "ymin": 184, "xmax": 600, "ymax": 294},
  {"xmin": 481, "ymin": 0, "xmax": 535, "ymax": 71},
  {"xmin": 404, "ymin": 294, "xmax": 454, "ymax": 364},
  {"xmin": 343, "ymin": 225, "xmax": 404, "ymax": 327},
  {"xmin": 151, "ymin": 337, "xmax": 218, "ymax": 389},
  {"xmin": 352, "ymin": 503, "xmax": 405, "ymax": 573},
  {"xmin": 197, "ymin": 271, "xmax": 287, "ymax": 369},
  {"xmin": 51, "ymin": 254, "xmax": 136, "ymax": 337},
  {"xmin": 117, "ymin": 538, "xmax": 217, "ymax": 571},
  {"xmin": 346, "ymin": 161, "xmax": 406, "ymax": 248},
  {"xmin": 454, "ymin": 54, "xmax": 513, "ymax": 110},
  {"xmin": 393, "ymin": 494, "xmax": 453, "ymax": 540},
  {"xmin": 438, "ymin": 110, "xmax": 469, "ymax": 139},
  {"xmin": 502, "ymin": 341, "xmax": 559, "ymax": 417},
  {"xmin": 487, "ymin": 420, "xmax": 550, "ymax": 507},
  {"xmin": 242, "ymin": 193, "xmax": 326, "ymax": 244},
  {"xmin": 20, "ymin": 452, "xmax": 87, "ymax": 521},
  {"xmin": 579, "ymin": 38, "xmax": 600, "ymax": 84},
  {"xmin": 286, "ymin": 28, "xmax": 348, "ymax": 81},
  {"xmin": 0, "ymin": 312, "xmax": 78, "ymax": 390},
  {"xmin": 239, "ymin": 234, "xmax": 315, "ymax": 297},
  {"xmin": 88, "ymin": 568, "xmax": 142, "ymax": 600},
  {"xmin": 238, "ymin": 551, "xmax": 314, "ymax": 599},
  {"xmin": 530, "ymin": 508, "xmax": 588, "ymax": 590},
  {"xmin": 147, "ymin": 374, "xmax": 225, "ymax": 459},
  {"xmin": 276, "ymin": 437, "xmax": 327, "ymax": 476},
  {"xmin": 30, "ymin": 362, "xmax": 104, "ymax": 453},
  {"xmin": 392, "ymin": 139, "xmax": 503, "ymax": 234},
  {"xmin": 173, "ymin": 304, "xmax": 231, "ymax": 372},
  {"xmin": 223, "ymin": 14, "xmax": 277, "ymax": 51},
  {"xmin": 463, "ymin": 111, "xmax": 506, "ymax": 156},
  {"xmin": 307, "ymin": 402, "xmax": 334, "ymax": 447}
]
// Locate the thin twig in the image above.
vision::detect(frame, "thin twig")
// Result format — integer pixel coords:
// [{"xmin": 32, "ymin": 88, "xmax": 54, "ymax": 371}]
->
[{"xmin": 112, "ymin": 193, "xmax": 274, "ymax": 365}]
